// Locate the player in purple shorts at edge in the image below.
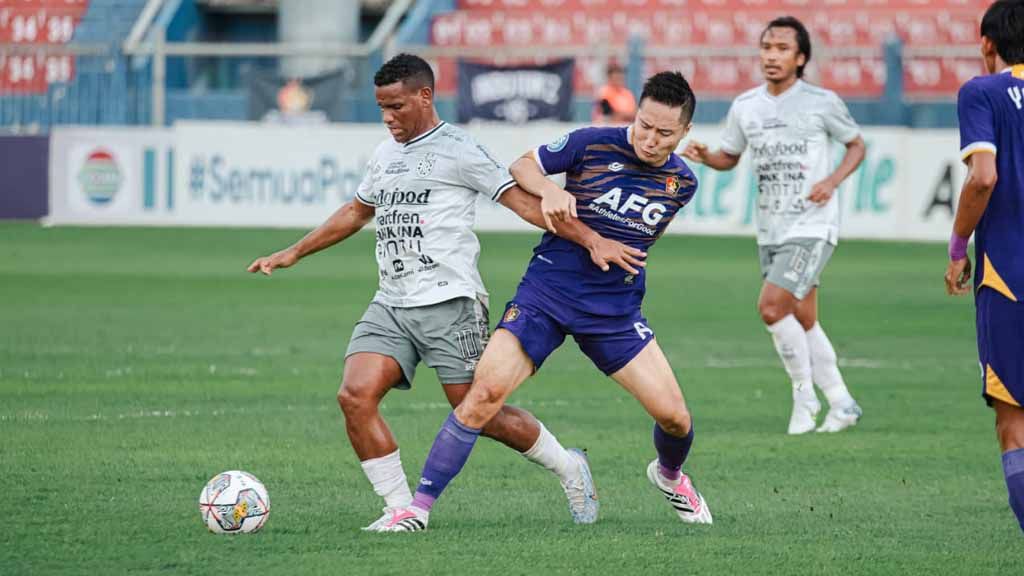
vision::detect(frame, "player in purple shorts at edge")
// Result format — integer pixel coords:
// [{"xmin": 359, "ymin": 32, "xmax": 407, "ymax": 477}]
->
[
  {"xmin": 944, "ymin": 0, "xmax": 1024, "ymax": 534},
  {"xmin": 380, "ymin": 71, "xmax": 712, "ymax": 532}
]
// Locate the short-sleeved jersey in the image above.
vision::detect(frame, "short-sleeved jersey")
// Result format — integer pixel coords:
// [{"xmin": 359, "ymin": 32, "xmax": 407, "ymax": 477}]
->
[
  {"xmin": 720, "ymin": 80, "xmax": 861, "ymax": 246},
  {"xmin": 958, "ymin": 66, "xmax": 1024, "ymax": 302},
  {"xmin": 355, "ymin": 121, "xmax": 516, "ymax": 307},
  {"xmin": 525, "ymin": 126, "xmax": 697, "ymax": 316}
]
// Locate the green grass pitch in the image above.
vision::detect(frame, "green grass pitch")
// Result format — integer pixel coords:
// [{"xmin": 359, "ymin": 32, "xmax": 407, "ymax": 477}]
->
[{"xmin": 1, "ymin": 223, "xmax": 1021, "ymax": 575}]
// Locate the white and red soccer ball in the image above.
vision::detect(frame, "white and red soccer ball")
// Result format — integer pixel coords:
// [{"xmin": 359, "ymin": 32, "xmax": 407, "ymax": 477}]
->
[{"xmin": 198, "ymin": 471, "xmax": 270, "ymax": 534}]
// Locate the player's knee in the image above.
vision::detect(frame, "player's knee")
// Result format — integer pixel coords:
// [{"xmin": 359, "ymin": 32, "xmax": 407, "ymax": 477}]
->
[
  {"xmin": 458, "ymin": 381, "xmax": 506, "ymax": 427},
  {"xmin": 657, "ymin": 409, "xmax": 692, "ymax": 438},
  {"xmin": 337, "ymin": 382, "xmax": 376, "ymax": 416},
  {"xmin": 996, "ymin": 413, "xmax": 1024, "ymax": 451},
  {"xmin": 758, "ymin": 299, "xmax": 786, "ymax": 325}
]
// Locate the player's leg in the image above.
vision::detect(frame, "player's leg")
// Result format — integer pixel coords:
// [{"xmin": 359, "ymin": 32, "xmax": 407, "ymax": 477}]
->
[
  {"xmin": 441, "ymin": 383, "xmax": 589, "ymax": 504},
  {"xmin": 420, "ymin": 296, "xmax": 590, "ymax": 506},
  {"xmin": 758, "ymin": 241, "xmax": 827, "ymax": 434},
  {"xmin": 339, "ymin": 303, "xmax": 422, "ymax": 529},
  {"xmin": 607, "ymin": 339, "xmax": 711, "ymax": 524},
  {"xmin": 979, "ymin": 287, "xmax": 1024, "ymax": 533},
  {"xmin": 385, "ymin": 294, "xmax": 572, "ymax": 531},
  {"xmin": 797, "ymin": 288, "xmax": 862, "ymax": 432},
  {"xmin": 381, "ymin": 329, "xmax": 537, "ymax": 532},
  {"xmin": 995, "ymin": 400, "xmax": 1024, "ymax": 533}
]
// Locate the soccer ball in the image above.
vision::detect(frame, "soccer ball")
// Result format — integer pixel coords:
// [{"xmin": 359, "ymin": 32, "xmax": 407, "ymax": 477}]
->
[{"xmin": 198, "ymin": 470, "xmax": 271, "ymax": 534}]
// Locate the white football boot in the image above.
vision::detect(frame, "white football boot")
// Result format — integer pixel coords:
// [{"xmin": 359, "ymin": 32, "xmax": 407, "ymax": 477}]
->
[
  {"xmin": 787, "ymin": 396, "xmax": 821, "ymax": 435},
  {"xmin": 561, "ymin": 448, "xmax": 599, "ymax": 524},
  {"xmin": 646, "ymin": 460, "xmax": 712, "ymax": 524},
  {"xmin": 380, "ymin": 506, "xmax": 429, "ymax": 532},
  {"xmin": 816, "ymin": 402, "xmax": 863, "ymax": 433}
]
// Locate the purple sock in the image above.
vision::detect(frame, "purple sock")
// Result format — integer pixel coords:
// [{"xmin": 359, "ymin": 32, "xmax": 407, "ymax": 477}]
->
[
  {"xmin": 1002, "ymin": 448, "xmax": 1024, "ymax": 533},
  {"xmin": 654, "ymin": 423, "xmax": 694, "ymax": 481},
  {"xmin": 411, "ymin": 412, "xmax": 482, "ymax": 511}
]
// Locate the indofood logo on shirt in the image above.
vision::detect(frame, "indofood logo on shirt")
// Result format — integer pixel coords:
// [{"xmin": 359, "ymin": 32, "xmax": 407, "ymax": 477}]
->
[
  {"xmin": 751, "ymin": 140, "xmax": 808, "ymax": 159},
  {"xmin": 77, "ymin": 148, "xmax": 123, "ymax": 206}
]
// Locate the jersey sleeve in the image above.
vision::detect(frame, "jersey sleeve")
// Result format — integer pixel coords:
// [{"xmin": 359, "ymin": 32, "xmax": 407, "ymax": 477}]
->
[
  {"xmin": 719, "ymin": 101, "xmax": 747, "ymax": 156},
  {"xmin": 459, "ymin": 140, "xmax": 517, "ymax": 203},
  {"xmin": 823, "ymin": 92, "xmax": 861, "ymax": 144},
  {"xmin": 958, "ymin": 80, "xmax": 997, "ymax": 162},
  {"xmin": 533, "ymin": 129, "xmax": 592, "ymax": 175},
  {"xmin": 354, "ymin": 157, "xmax": 377, "ymax": 206}
]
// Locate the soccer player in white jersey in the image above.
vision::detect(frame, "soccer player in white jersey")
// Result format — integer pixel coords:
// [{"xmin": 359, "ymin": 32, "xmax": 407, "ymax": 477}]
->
[
  {"xmin": 248, "ymin": 54, "xmax": 645, "ymax": 530},
  {"xmin": 684, "ymin": 17, "xmax": 867, "ymax": 434}
]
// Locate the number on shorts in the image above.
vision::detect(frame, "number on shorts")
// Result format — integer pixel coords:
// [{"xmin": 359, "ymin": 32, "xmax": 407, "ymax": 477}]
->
[{"xmin": 455, "ymin": 329, "xmax": 481, "ymax": 360}]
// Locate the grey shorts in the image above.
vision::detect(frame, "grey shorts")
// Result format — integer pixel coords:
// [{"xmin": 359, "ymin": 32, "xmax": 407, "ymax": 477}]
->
[
  {"xmin": 758, "ymin": 238, "xmax": 835, "ymax": 300},
  {"xmin": 345, "ymin": 296, "xmax": 490, "ymax": 389}
]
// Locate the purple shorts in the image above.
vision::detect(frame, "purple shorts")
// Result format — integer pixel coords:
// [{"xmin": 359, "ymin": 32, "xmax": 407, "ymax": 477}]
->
[{"xmin": 496, "ymin": 281, "xmax": 654, "ymax": 375}]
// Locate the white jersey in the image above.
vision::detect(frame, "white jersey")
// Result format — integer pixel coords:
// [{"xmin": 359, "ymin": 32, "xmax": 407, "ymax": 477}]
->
[
  {"xmin": 720, "ymin": 80, "xmax": 861, "ymax": 246},
  {"xmin": 355, "ymin": 122, "xmax": 516, "ymax": 308}
]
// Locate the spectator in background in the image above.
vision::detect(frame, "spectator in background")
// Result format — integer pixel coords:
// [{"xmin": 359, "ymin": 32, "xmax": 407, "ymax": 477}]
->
[{"xmin": 592, "ymin": 63, "xmax": 636, "ymax": 124}]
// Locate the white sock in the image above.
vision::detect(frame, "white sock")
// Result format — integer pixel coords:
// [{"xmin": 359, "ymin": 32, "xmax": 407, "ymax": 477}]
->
[
  {"xmin": 521, "ymin": 423, "xmax": 579, "ymax": 483},
  {"xmin": 806, "ymin": 322, "xmax": 856, "ymax": 409},
  {"xmin": 767, "ymin": 314, "xmax": 816, "ymax": 403},
  {"xmin": 360, "ymin": 449, "xmax": 412, "ymax": 509}
]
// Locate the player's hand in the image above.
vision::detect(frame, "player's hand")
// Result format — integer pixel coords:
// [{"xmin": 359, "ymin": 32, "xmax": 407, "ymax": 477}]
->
[
  {"xmin": 587, "ymin": 237, "xmax": 647, "ymax": 275},
  {"xmin": 541, "ymin": 187, "xmax": 577, "ymax": 234},
  {"xmin": 808, "ymin": 179, "xmax": 837, "ymax": 205},
  {"xmin": 247, "ymin": 248, "xmax": 299, "ymax": 276},
  {"xmin": 945, "ymin": 256, "xmax": 972, "ymax": 296},
  {"xmin": 682, "ymin": 140, "xmax": 709, "ymax": 164}
]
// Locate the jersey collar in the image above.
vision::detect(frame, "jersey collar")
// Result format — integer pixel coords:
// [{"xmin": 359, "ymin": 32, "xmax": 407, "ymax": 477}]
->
[
  {"xmin": 762, "ymin": 79, "xmax": 804, "ymax": 102},
  {"xmin": 404, "ymin": 121, "xmax": 446, "ymax": 147}
]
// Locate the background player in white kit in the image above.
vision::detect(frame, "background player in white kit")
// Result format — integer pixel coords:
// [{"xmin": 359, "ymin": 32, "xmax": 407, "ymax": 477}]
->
[
  {"xmin": 248, "ymin": 54, "xmax": 645, "ymax": 529},
  {"xmin": 684, "ymin": 17, "xmax": 867, "ymax": 435}
]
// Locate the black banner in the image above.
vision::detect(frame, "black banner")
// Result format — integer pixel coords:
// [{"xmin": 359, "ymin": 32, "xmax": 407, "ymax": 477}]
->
[
  {"xmin": 248, "ymin": 67, "xmax": 350, "ymax": 123},
  {"xmin": 457, "ymin": 59, "xmax": 574, "ymax": 124}
]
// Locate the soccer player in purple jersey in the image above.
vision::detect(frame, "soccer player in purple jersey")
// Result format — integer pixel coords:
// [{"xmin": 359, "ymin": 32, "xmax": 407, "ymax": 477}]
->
[
  {"xmin": 247, "ymin": 54, "xmax": 642, "ymax": 531},
  {"xmin": 380, "ymin": 72, "xmax": 713, "ymax": 532},
  {"xmin": 945, "ymin": 0, "xmax": 1024, "ymax": 534}
]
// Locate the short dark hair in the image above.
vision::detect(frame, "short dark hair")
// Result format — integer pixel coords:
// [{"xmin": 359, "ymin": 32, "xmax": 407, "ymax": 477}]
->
[
  {"xmin": 762, "ymin": 16, "xmax": 812, "ymax": 78},
  {"xmin": 639, "ymin": 71, "xmax": 696, "ymax": 123},
  {"xmin": 374, "ymin": 53, "xmax": 435, "ymax": 91},
  {"xmin": 981, "ymin": 0, "xmax": 1024, "ymax": 66}
]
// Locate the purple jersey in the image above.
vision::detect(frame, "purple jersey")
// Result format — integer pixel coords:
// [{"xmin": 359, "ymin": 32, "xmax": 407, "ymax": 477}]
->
[
  {"xmin": 958, "ymin": 66, "xmax": 1024, "ymax": 301},
  {"xmin": 526, "ymin": 127, "xmax": 697, "ymax": 316}
]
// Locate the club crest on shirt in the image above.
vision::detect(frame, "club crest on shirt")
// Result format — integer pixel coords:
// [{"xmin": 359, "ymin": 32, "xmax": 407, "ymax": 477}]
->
[
  {"xmin": 416, "ymin": 153, "xmax": 437, "ymax": 177},
  {"xmin": 546, "ymin": 134, "xmax": 569, "ymax": 153},
  {"xmin": 665, "ymin": 176, "xmax": 680, "ymax": 195},
  {"xmin": 503, "ymin": 304, "xmax": 521, "ymax": 323}
]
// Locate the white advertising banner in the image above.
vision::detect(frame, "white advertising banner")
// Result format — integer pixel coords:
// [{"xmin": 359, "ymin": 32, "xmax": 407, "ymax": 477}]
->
[
  {"xmin": 47, "ymin": 121, "xmax": 966, "ymax": 242},
  {"xmin": 47, "ymin": 127, "xmax": 175, "ymax": 226}
]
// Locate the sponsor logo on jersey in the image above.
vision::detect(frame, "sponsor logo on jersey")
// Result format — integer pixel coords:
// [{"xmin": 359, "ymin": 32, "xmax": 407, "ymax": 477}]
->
[
  {"xmin": 546, "ymin": 134, "xmax": 569, "ymax": 153},
  {"xmin": 418, "ymin": 254, "xmax": 434, "ymax": 265},
  {"xmin": 591, "ymin": 187, "xmax": 667, "ymax": 227},
  {"xmin": 377, "ymin": 188, "xmax": 432, "ymax": 209},
  {"xmin": 751, "ymin": 140, "xmax": 809, "ymax": 159},
  {"xmin": 385, "ymin": 160, "xmax": 410, "ymax": 175},
  {"xmin": 503, "ymin": 304, "xmax": 521, "ymax": 323},
  {"xmin": 392, "ymin": 259, "xmax": 405, "ymax": 272},
  {"xmin": 608, "ymin": 162, "xmax": 624, "ymax": 172}
]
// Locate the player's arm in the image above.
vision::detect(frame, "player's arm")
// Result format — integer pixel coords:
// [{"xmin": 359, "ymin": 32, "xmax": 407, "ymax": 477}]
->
[
  {"xmin": 945, "ymin": 80, "xmax": 999, "ymax": 295},
  {"xmin": 808, "ymin": 136, "xmax": 866, "ymax": 205},
  {"xmin": 509, "ymin": 152, "xmax": 579, "ymax": 232},
  {"xmin": 247, "ymin": 200, "xmax": 375, "ymax": 276},
  {"xmin": 682, "ymin": 141, "xmax": 741, "ymax": 171},
  {"xmin": 945, "ymin": 152, "xmax": 997, "ymax": 295},
  {"xmin": 499, "ymin": 184, "xmax": 646, "ymax": 274}
]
